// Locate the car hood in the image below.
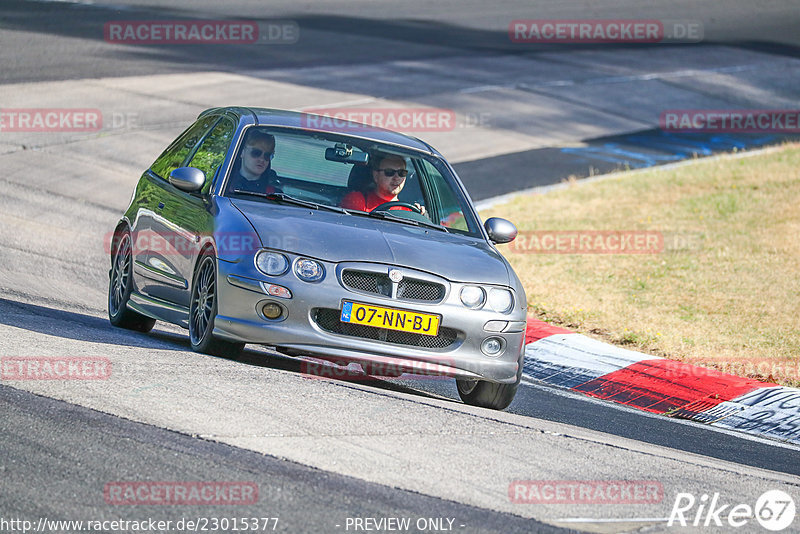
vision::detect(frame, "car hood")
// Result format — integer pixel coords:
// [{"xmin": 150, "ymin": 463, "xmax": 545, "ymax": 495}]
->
[{"xmin": 230, "ymin": 199, "xmax": 510, "ymax": 285}]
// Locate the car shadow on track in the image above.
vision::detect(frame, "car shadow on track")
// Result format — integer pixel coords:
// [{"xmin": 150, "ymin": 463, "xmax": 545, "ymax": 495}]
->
[
  {"xmin": 235, "ymin": 346, "xmax": 455, "ymax": 404},
  {"xmin": 0, "ymin": 297, "xmax": 189, "ymax": 352},
  {"xmin": 0, "ymin": 296, "xmax": 460, "ymax": 404}
]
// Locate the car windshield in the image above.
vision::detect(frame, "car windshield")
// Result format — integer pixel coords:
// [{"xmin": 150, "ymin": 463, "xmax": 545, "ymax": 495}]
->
[{"xmin": 223, "ymin": 127, "xmax": 481, "ymax": 237}]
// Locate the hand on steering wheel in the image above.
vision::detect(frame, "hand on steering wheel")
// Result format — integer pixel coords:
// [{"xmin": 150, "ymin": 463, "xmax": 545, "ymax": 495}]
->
[{"xmin": 372, "ymin": 201, "xmax": 424, "ymax": 215}]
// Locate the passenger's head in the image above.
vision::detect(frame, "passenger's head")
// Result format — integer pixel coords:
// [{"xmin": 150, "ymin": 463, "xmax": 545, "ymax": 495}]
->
[
  {"xmin": 240, "ymin": 130, "xmax": 275, "ymax": 179},
  {"xmin": 371, "ymin": 154, "xmax": 408, "ymax": 199}
]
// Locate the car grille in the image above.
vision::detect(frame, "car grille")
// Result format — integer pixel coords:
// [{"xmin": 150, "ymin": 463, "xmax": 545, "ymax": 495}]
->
[
  {"xmin": 313, "ymin": 308, "xmax": 459, "ymax": 349},
  {"xmin": 341, "ymin": 270, "xmax": 445, "ymax": 302},
  {"xmin": 398, "ymin": 279, "xmax": 444, "ymax": 301},
  {"xmin": 342, "ymin": 270, "xmax": 385, "ymax": 294}
]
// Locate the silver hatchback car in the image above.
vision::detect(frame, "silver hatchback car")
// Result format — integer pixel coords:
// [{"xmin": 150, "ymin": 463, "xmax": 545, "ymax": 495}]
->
[{"xmin": 108, "ymin": 107, "xmax": 527, "ymax": 410}]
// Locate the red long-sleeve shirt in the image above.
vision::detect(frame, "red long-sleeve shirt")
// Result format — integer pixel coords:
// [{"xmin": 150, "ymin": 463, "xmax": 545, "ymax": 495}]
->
[{"xmin": 340, "ymin": 190, "xmax": 410, "ymax": 212}]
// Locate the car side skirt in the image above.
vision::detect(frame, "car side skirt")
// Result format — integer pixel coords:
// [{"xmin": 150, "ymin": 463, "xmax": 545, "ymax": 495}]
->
[{"xmin": 129, "ymin": 291, "xmax": 189, "ymax": 328}]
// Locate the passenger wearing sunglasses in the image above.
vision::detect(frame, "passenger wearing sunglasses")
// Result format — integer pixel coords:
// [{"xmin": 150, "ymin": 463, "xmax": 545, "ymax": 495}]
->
[
  {"xmin": 229, "ymin": 130, "xmax": 280, "ymax": 194},
  {"xmin": 341, "ymin": 154, "xmax": 425, "ymax": 214}
]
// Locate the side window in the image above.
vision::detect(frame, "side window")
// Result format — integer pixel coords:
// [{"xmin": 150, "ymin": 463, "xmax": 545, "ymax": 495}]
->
[
  {"xmin": 188, "ymin": 118, "xmax": 235, "ymax": 193},
  {"xmin": 150, "ymin": 116, "xmax": 218, "ymax": 180},
  {"xmin": 417, "ymin": 159, "xmax": 472, "ymax": 234}
]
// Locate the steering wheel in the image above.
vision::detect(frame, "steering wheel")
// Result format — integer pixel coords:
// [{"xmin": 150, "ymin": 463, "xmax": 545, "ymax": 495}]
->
[{"xmin": 372, "ymin": 201, "xmax": 423, "ymax": 214}]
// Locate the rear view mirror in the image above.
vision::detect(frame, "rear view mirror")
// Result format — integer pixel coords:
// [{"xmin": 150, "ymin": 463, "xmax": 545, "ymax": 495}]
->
[{"xmin": 325, "ymin": 143, "xmax": 369, "ymax": 165}]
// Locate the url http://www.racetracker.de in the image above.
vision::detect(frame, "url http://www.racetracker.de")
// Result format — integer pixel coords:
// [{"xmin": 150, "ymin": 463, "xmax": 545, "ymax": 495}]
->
[{"xmin": 0, "ymin": 516, "xmax": 280, "ymax": 533}]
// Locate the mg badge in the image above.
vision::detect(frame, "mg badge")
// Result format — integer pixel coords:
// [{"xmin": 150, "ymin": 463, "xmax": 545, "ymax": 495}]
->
[{"xmin": 388, "ymin": 269, "xmax": 403, "ymax": 283}]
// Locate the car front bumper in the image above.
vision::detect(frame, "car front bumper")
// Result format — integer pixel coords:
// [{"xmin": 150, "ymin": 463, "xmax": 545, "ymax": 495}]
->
[{"xmin": 213, "ymin": 258, "xmax": 527, "ymax": 384}]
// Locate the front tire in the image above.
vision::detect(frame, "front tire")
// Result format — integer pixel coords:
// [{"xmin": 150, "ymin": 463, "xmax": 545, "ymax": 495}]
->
[
  {"xmin": 456, "ymin": 378, "xmax": 519, "ymax": 410},
  {"xmin": 457, "ymin": 346, "xmax": 524, "ymax": 410},
  {"xmin": 108, "ymin": 229, "xmax": 155, "ymax": 333},
  {"xmin": 189, "ymin": 251, "xmax": 244, "ymax": 358}
]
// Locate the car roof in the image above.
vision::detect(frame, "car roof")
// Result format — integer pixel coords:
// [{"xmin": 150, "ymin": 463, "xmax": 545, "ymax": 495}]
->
[{"xmin": 200, "ymin": 106, "xmax": 438, "ymax": 154}]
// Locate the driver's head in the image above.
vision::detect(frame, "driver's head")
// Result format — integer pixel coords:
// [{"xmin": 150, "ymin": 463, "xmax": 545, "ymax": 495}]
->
[
  {"xmin": 240, "ymin": 130, "xmax": 275, "ymax": 179},
  {"xmin": 371, "ymin": 155, "xmax": 408, "ymax": 200}
]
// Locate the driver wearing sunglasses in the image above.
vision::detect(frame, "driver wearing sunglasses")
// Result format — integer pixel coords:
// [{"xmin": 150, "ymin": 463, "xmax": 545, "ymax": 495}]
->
[
  {"xmin": 229, "ymin": 130, "xmax": 280, "ymax": 194},
  {"xmin": 341, "ymin": 154, "xmax": 426, "ymax": 214}
]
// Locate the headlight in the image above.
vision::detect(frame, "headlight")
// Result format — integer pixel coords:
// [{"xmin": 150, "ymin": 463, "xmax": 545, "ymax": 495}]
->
[
  {"xmin": 294, "ymin": 258, "xmax": 324, "ymax": 282},
  {"xmin": 488, "ymin": 288, "xmax": 513, "ymax": 313},
  {"xmin": 255, "ymin": 251, "xmax": 289, "ymax": 276},
  {"xmin": 460, "ymin": 285, "xmax": 485, "ymax": 308}
]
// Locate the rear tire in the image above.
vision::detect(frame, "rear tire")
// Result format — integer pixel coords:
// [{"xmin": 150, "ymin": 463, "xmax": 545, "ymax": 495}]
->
[
  {"xmin": 108, "ymin": 229, "xmax": 156, "ymax": 333},
  {"xmin": 189, "ymin": 251, "xmax": 244, "ymax": 358}
]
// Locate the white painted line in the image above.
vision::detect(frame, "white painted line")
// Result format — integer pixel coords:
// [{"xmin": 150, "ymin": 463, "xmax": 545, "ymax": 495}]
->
[
  {"xmin": 458, "ymin": 84, "xmax": 506, "ymax": 94},
  {"xmin": 25, "ymin": 0, "xmax": 96, "ymax": 4},
  {"xmin": 552, "ymin": 517, "xmax": 669, "ymax": 523}
]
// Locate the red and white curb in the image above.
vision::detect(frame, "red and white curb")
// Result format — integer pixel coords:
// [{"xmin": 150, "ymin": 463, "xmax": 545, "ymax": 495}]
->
[{"xmin": 522, "ymin": 319, "xmax": 800, "ymax": 446}]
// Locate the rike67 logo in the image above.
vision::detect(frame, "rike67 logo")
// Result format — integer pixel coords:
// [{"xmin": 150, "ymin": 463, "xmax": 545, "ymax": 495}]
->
[{"xmin": 669, "ymin": 490, "xmax": 796, "ymax": 531}]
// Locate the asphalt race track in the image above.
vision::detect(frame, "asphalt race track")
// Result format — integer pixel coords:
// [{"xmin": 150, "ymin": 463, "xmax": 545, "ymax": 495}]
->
[{"xmin": 1, "ymin": 1, "xmax": 799, "ymax": 533}]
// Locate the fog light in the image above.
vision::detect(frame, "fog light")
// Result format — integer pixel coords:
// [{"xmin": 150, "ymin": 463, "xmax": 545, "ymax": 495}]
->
[
  {"xmin": 262, "ymin": 302, "xmax": 283, "ymax": 319},
  {"xmin": 481, "ymin": 337, "xmax": 503, "ymax": 356}
]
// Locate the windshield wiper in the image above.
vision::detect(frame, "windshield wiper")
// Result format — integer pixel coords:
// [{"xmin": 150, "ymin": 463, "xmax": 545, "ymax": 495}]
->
[
  {"xmin": 233, "ymin": 190, "xmax": 347, "ymax": 214},
  {"xmin": 266, "ymin": 193, "xmax": 350, "ymax": 214},
  {"xmin": 366, "ymin": 210, "xmax": 418, "ymax": 226},
  {"xmin": 366, "ymin": 210, "xmax": 449, "ymax": 233},
  {"xmin": 412, "ymin": 216, "xmax": 450, "ymax": 233},
  {"xmin": 265, "ymin": 192, "xmax": 322, "ymax": 209},
  {"xmin": 233, "ymin": 189, "xmax": 270, "ymax": 199}
]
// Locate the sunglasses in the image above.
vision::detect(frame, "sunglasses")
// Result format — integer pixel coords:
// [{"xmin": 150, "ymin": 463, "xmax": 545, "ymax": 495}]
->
[
  {"xmin": 376, "ymin": 168, "xmax": 409, "ymax": 178},
  {"xmin": 247, "ymin": 147, "xmax": 274, "ymax": 160}
]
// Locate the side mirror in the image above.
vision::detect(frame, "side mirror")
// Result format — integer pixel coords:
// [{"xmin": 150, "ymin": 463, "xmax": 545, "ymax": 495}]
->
[
  {"xmin": 169, "ymin": 167, "xmax": 205, "ymax": 192},
  {"xmin": 484, "ymin": 217, "xmax": 518, "ymax": 244}
]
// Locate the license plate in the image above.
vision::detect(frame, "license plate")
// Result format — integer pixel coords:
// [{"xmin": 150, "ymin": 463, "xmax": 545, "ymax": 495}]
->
[{"xmin": 340, "ymin": 301, "xmax": 440, "ymax": 337}]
